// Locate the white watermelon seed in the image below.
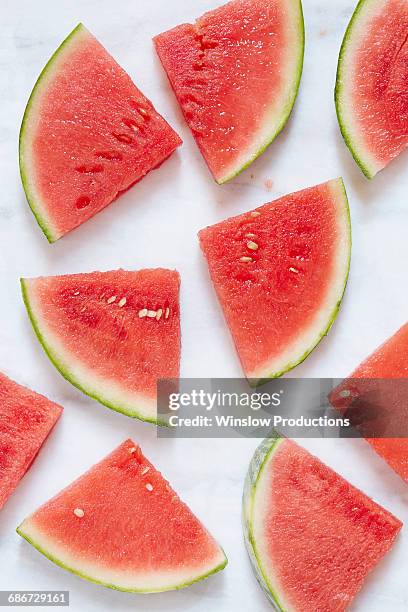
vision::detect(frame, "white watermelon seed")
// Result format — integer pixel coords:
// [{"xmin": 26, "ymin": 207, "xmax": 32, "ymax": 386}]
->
[
  {"xmin": 118, "ymin": 297, "xmax": 127, "ymax": 307},
  {"xmin": 139, "ymin": 108, "xmax": 148, "ymax": 116},
  {"xmin": 246, "ymin": 233, "xmax": 256, "ymax": 238},
  {"xmin": 73, "ymin": 508, "xmax": 84, "ymax": 518},
  {"xmin": 247, "ymin": 241, "xmax": 258, "ymax": 251},
  {"xmin": 251, "ymin": 211, "xmax": 261, "ymax": 217},
  {"xmin": 141, "ymin": 466, "xmax": 150, "ymax": 475},
  {"xmin": 147, "ymin": 310, "xmax": 156, "ymax": 318},
  {"xmin": 340, "ymin": 389, "xmax": 351, "ymax": 398},
  {"xmin": 240, "ymin": 256, "xmax": 253, "ymax": 263},
  {"xmin": 74, "ymin": 291, "xmax": 80, "ymax": 295},
  {"xmin": 107, "ymin": 296, "xmax": 116, "ymax": 304},
  {"xmin": 139, "ymin": 308, "xmax": 148, "ymax": 318},
  {"xmin": 165, "ymin": 308, "xmax": 170, "ymax": 319},
  {"xmin": 129, "ymin": 446, "xmax": 137, "ymax": 454},
  {"xmin": 289, "ymin": 267, "xmax": 299, "ymax": 274},
  {"xmin": 156, "ymin": 309, "xmax": 163, "ymax": 321},
  {"xmin": 146, "ymin": 483, "xmax": 153, "ymax": 492}
]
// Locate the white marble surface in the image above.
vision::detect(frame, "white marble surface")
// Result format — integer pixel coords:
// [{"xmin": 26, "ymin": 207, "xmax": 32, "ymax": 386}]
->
[{"xmin": 0, "ymin": 0, "xmax": 407, "ymax": 610}]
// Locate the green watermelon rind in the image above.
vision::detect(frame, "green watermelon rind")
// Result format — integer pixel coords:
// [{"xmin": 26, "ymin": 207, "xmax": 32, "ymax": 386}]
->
[
  {"xmin": 335, "ymin": 0, "xmax": 381, "ymax": 180},
  {"xmin": 19, "ymin": 24, "xmax": 87, "ymax": 243},
  {"xmin": 20, "ymin": 278, "xmax": 167, "ymax": 426},
  {"xmin": 242, "ymin": 436, "xmax": 286, "ymax": 610},
  {"xmin": 249, "ymin": 178, "xmax": 352, "ymax": 386},
  {"xmin": 217, "ymin": 0, "xmax": 305, "ymax": 184},
  {"xmin": 16, "ymin": 526, "xmax": 227, "ymax": 593}
]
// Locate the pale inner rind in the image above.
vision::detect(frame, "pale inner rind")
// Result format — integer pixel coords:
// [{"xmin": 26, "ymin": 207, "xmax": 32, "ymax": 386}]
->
[
  {"xmin": 22, "ymin": 279, "xmax": 158, "ymax": 422},
  {"xmin": 219, "ymin": 0, "xmax": 304, "ymax": 183},
  {"xmin": 18, "ymin": 520, "xmax": 226, "ymax": 593},
  {"xmin": 336, "ymin": 0, "xmax": 390, "ymax": 177},
  {"xmin": 20, "ymin": 25, "xmax": 91, "ymax": 241},
  {"xmin": 248, "ymin": 178, "xmax": 351, "ymax": 381},
  {"xmin": 250, "ymin": 442, "xmax": 293, "ymax": 610}
]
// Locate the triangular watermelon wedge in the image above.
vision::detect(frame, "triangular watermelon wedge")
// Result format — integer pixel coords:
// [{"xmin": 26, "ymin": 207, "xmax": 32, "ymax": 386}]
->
[
  {"xmin": 20, "ymin": 269, "xmax": 180, "ymax": 424},
  {"xmin": 0, "ymin": 372, "xmax": 62, "ymax": 510},
  {"xmin": 154, "ymin": 0, "xmax": 304, "ymax": 183},
  {"xmin": 20, "ymin": 24, "xmax": 182, "ymax": 242},
  {"xmin": 17, "ymin": 439, "xmax": 227, "ymax": 592},
  {"xmin": 243, "ymin": 437, "xmax": 402, "ymax": 610},
  {"xmin": 330, "ymin": 322, "xmax": 408, "ymax": 483},
  {"xmin": 335, "ymin": 0, "xmax": 408, "ymax": 178},
  {"xmin": 199, "ymin": 179, "xmax": 351, "ymax": 382}
]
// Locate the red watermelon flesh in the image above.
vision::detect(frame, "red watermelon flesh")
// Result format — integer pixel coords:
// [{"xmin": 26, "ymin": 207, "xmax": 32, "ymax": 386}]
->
[
  {"xmin": 21, "ymin": 269, "xmax": 180, "ymax": 424},
  {"xmin": 154, "ymin": 0, "xmax": 304, "ymax": 183},
  {"xmin": 199, "ymin": 179, "xmax": 351, "ymax": 381},
  {"xmin": 20, "ymin": 24, "xmax": 182, "ymax": 242},
  {"xmin": 331, "ymin": 323, "xmax": 408, "ymax": 483},
  {"xmin": 385, "ymin": 35, "xmax": 408, "ymax": 136},
  {"xmin": 336, "ymin": 0, "xmax": 408, "ymax": 178},
  {"xmin": 0, "ymin": 373, "xmax": 62, "ymax": 510},
  {"xmin": 17, "ymin": 439, "xmax": 227, "ymax": 592},
  {"xmin": 243, "ymin": 437, "xmax": 402, "ymax": 611}
]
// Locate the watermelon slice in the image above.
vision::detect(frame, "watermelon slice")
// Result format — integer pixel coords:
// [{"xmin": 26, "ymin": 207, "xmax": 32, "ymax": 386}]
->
[
  {"xmin": 154, "ymin": 0, "xmax": 304, "ymax": 183},
  {"xmin": 0, "ymin": 372, "xmax": 62, "ymax": 510},
  {"xmin": 335, "ymin": 0, "xmax": 408, "ymax": 178},
  {"xmin": 243, "ymin": 437, "xmax": 402, "ymax": 611},
  {"xmin": 331, "ymin": 322, "xmax": 408, "ymax": 483},
  {"xmin": 198, "ymin": 179, "xmax": 351, "ymax": 382},
  {"xmin": 19, "ymin": 24, "xmax": 182, "ymax": 242},
  {"xmin": 20, "ymin": 269, "xmax": 180, "ymax": 424},
  {"xmin": 17, "ymin": 439, "xmax": 227, "ymax": 592}
]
